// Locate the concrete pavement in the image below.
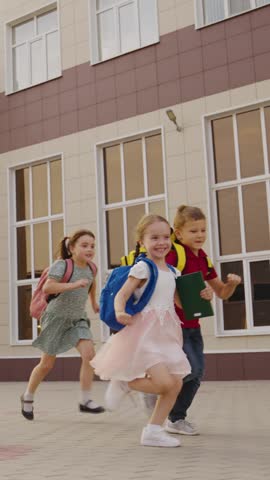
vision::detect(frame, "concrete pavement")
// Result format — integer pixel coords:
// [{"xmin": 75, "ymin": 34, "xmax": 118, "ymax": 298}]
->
[{"xmin": 0, "ymin": 380, "xmax": 270, "ymax": 479}]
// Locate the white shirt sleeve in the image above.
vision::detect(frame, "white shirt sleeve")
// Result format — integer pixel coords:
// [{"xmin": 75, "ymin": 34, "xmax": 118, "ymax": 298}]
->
[{"xmin": 128, "ymin": 261, "xmax": 150, "ymax": 280}]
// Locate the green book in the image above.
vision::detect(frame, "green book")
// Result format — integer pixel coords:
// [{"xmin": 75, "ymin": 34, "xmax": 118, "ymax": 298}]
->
[{"xmin": 175, "ymin": 271, "xmax": 214, "ymax": 320}]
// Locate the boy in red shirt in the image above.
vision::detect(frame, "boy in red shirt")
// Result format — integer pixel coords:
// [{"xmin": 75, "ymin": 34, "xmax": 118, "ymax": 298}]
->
[{"xmin": 164, "ymin": 205, "xmax": 241, "ymax": 435}]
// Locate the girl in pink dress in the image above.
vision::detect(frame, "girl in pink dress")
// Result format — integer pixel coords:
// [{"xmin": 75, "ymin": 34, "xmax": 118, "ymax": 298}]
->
[{"xmin": 91, "ymin": 214, "xmax": 191, "ymax": 448}]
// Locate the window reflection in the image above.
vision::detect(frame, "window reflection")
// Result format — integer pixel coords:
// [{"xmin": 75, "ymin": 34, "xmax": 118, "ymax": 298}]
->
[
  {"xmin": 146, "ymin": 135, "xmax": 164, "ymax": 196},
  {"xmin": 242, "ymin": 182, "xmax": 269, "ymax": 252},
  {"xmin": 221, "ymin": 262, "xmax": 246, "ymax": 330},
  {"xmin": 149, "ymin": 200, "xmax": 166, "ymax": 217},
  {"xmin": 18, "ymin": 285, "xmax": 33, "ymax": 340},
  {"xmin": 124, "ymin": 139, "xmax": 144, "ymax": 200},
  {"xmin": 17, "ymin": 226, "xmax": 31, "ymax": 280},
  {"xmin": 52, "ymin": 220, "xmax": 64, "ymax": 260},
  {"xmin": 32, "ymin": 163, "xmax": 48, "ymax": 218},
  {"xmin": 50, "ymin": 160, "xmax": 63, "ymax": 214},
  {"xmin": 106, "ymin": 209, "xmax": 124, "ymax": 268},
  {"xmin": 16, "ymin": 168, "xmax": 30, "ymax": 221},
  {"xmin": 104, "ymin": 145, "xmax": 121, "ymax": 204},
  {"xmin": 216, "ymin": 188, "xmax": 241, "ymax": 255},
  {"xmin": 250, "ymin": 261, "xmax": 270, "ymax": 327},
  {"xmin": 33, "ymin": 223, "xmax": 49, "ymax": 278},
  {"xmin": 263, "ymin": 106, "xmax": 270, "ymax": 171},
  {"xmin": 237, "ymin": 110, "xmax": 265, "ymax": 178},
  {"xmin": 126, "ymin": 204, "xmax": 145, "ymax": 252},
  {"xmin": 212, "ymin": 116, "xmax": 236, "ymax": 183}
]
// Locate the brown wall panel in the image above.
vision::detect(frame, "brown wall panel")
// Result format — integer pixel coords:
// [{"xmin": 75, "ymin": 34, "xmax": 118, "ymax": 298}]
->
[{"xmin": 1, "ymin": 6, "xmax": 270, "ymax": 154}]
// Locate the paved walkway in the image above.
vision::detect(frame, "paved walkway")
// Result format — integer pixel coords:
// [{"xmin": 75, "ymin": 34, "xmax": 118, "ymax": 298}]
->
[{"xmin": 0, "ymin": 380, "xmax": 270, "ymax": 480}]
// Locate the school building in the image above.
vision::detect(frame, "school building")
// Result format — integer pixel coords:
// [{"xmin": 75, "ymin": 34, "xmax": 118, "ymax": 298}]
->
[{"xmin": 0, "ymin": 0, "xmax": 269, "ymax": 381}]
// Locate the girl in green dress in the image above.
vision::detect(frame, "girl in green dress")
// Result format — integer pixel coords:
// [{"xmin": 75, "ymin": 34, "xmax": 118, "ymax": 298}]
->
[{"xmin": 21, "ymin": 229, "xmax": 105, "ymax": 420}]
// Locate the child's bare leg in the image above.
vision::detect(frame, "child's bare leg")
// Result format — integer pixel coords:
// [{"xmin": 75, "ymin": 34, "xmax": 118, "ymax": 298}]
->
[
  {"xmin": 128, "ymin": 364, "xmax": 182, "ymax": 426},
  {"xmin": 76, "ymin": 339, "xmax": 104, "ymax": 413},
  {"xmin": 76, "ymin": 339, "xmax": 95, "ymax": 391},
  {"xmin": 21, "ymin": 353, "xmax": 56, "ymax": 420},
  {"xmin": 27, "ymin": 353, "xmax": 56, "ymax": 394}
]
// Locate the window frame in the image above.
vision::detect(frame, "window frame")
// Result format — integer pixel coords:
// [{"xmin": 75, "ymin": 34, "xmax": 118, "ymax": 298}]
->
[
  {"xmin": 194, "ymin": 0, "xmax": 270, "ymax": 29},
  {"xmin": 95, "ymin": 127, "xmax": 168, "ymax": 339},
  {"xmin": 88, "ymin": 0, "xmax": 159, "ymax": 65},
  {"xmin": 5, "ymin": 1, "xmax": 61, "ymax": 95},
  {"xmin": 8, "ymin": 153, "xmax": 66, "ymax": 346},
  {"xmin": 203, "ymin": 101, "xmax": 270, "ymax": 337}
]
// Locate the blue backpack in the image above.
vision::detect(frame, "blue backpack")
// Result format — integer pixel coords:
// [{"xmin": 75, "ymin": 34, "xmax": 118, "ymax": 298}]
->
[{"xmin": 100, "ymin": 256, "xmax": 175, "ymax": 331}]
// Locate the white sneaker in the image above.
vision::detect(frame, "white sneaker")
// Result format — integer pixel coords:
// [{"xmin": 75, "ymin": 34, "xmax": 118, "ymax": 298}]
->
[
  {"xmin": 104, "ymin": 380, "xmax": 130, "ymax": 411},
  {"xmin": 165, "ymin": 419, "xmax": 199, "ymax": 436},
  {"xmin": 139, "ymin": 393, "xmax": 157, "ymax": 415},
  {"xmin": 141, "ymin": 426, "xmax": 181, "ymax": 447}
]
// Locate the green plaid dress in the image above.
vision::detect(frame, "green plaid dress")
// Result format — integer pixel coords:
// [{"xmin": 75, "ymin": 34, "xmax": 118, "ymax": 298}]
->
[{"xmin": 32, "ymin": 260, "xmax": 94, "ymax": 355}]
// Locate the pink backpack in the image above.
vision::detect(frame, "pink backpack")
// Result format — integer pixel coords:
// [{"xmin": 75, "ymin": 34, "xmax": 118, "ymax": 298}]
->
[{"xmin": 30, "ymin": 259, "xmax": 97, "ymax": 320}]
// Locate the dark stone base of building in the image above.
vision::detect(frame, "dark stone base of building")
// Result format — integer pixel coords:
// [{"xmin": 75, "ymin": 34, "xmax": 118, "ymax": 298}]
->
[{"xmin": 0, "ymin": 352, "xmax": 270, "ymax": 381}]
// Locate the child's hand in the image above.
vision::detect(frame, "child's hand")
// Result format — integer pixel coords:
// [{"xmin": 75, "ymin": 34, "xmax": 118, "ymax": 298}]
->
[
  {"xmin": 92, "ymin": 302, "xmax": 100, "ymax": 314},
  {"xmin": 74, "ymin": 278, "xmax": 89, "ymax": 289},
  {"xmin": 116, "ymin": 311, "xmax": 135, "ymax": 326},
  {"xmin": 200, "ymin": 286, "xmax": 213, "ymax": 301},
  {"xmin": 226, "ymin": 274, "xmax": 241, "ymax": 286}
]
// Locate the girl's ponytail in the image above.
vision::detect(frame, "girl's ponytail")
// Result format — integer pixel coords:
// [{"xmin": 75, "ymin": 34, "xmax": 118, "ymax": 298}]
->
[
  {"xmin": 134, "ymin": 241, "xmax": 141, "ymax": 261},
  {"xmin": 59, "ymin": 236, "xmax": 72, "ymax": 259}
]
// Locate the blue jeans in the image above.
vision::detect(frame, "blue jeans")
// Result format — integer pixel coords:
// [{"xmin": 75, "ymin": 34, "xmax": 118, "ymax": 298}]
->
[{"xmin": 169, "ymin": 327, "xmax": 204, "ymax": 422}]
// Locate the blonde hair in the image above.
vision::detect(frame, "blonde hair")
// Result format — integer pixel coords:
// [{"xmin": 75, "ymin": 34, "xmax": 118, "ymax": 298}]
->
[
  {"xmin": 173, "ymin": 205, "xmax": 206, "ymax": 231},
  {"xmin": 135, "ymin": 214, "xmax": 170, "ymax": 243}
]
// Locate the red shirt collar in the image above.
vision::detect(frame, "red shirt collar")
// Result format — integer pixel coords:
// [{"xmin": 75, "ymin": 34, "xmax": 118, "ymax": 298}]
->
[{"xmin": 176, "ymin": 241, "xmax": 208, "ymax": 259}]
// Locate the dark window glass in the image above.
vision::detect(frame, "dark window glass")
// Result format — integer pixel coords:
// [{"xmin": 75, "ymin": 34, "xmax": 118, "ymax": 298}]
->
[
  {"xmin": 17, "ymin": 226, "xmax": 31, "ymax": 279},
  {"xmin": 18, "ymin": 285, "xmax": 32, "ymax": 340},
  {"xmin": 106, "ymin": 209, "xmax": 124, "ymax": 268},
  {"xmin": 16, "ymin": 168, "xmax": 30, "ymax": 221},
  {"xmin": 250, "ymin": 261, "xmax": 270, "ymax": 327},
  {"xmin": 221, "ymin": 261, "xmax": 246, "ymax": 330},
  {"xmin": 212, "ymin": 116, "xmax": 236, "ymax": 183}
]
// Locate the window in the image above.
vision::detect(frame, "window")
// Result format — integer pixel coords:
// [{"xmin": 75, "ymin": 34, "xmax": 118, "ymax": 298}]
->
[
  {"xmin": 89, "ymin": 0, "xmax": 159, "ymax": 63},
  {"xmin": 208, "ymin": 106, "xmax": 270, "ymax": 334},
  {"xmin": 6, "ymin": 4, "xmax": 60, "ymax": 93},
  {"xmin": 10, "ymin": 158, "xmax": 64, "ymax": 343},
  {"xmin": 195, "ymin": 0, "xmax": 270, "ymax": 28},
  {"xmin": 97, "ymin": 132, "xmax": 166, "ymax": 269}
]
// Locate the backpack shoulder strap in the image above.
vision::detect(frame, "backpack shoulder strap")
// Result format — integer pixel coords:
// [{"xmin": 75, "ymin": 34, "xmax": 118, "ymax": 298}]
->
[
  {"xmin": 206, "ymin": 256, "xmax": 213, "ymax": 269},
  {"xmin": 62, "ymin": 258, "xmax": 74, "ymax": 283},
  {"xmin": 172, "ymin": 242, "xmax": 186, "ymax": 272},
  {"xmin": 167, "ymin": 263, "xmax": 177, "ymax": 276},
  {"xmin": 87, "ymin": 260, "xmax": 98, "ymax": 277}
]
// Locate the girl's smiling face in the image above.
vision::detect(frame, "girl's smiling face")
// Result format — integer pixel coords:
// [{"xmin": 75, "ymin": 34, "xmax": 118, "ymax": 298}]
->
[
  {"xmin": 70, "ymin": 234, "xmax": 95, "ymax": 265},
  {"xmin": 175, "ymin": 219, "xmax": 207, "ymax": 254},
  {"xmin": 141, "ymin": 220, "xmax": 171, "ymax": 263}
]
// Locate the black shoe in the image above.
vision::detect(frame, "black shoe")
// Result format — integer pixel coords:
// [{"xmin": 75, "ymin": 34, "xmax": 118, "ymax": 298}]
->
[
  {"xmin": 20, "ymin": 394, "xmax": 34, "ymax": 421},
  {"xmin": 79, "ymin": 400, "xmax": 105, "ymax": 414}
]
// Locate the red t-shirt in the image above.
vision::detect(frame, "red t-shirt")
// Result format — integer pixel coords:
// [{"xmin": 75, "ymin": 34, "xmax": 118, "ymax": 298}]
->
[{"xmin": 166, "ymin": 243, "xmax": 217, "ymax": 329}]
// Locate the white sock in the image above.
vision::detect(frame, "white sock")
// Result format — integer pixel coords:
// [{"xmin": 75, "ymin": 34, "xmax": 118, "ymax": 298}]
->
[
  {"xmin": 80, "ymin": 390, "xmax": 92, "ymax": 405},
  {"xmin": 23, "ymin": 391, "xmax": 34, "ymax": 412},
  {"xmin": 146, "ymin": 424, "xmax": 163, "ymax": 433}
]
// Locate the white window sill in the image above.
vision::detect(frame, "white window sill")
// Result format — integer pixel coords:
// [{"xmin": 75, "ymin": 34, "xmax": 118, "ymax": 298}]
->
[
  {"xmin": 5, "ymin": 72, "xmax": 62, "ymax": 96},
  {"xmin": 195, "ymin": 5, "xmax": 269, "ymax": 30}
]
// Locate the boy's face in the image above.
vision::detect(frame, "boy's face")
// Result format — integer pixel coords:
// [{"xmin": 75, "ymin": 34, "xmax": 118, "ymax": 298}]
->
[{"xmin": 175, "ymin": 219, "xmax": 207, "ymax": 254}]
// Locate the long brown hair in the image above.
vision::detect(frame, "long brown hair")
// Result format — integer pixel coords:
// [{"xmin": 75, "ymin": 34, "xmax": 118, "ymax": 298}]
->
[{"xmin": 58, "ymin": 229, "xmax": 95, "ymax": 259}]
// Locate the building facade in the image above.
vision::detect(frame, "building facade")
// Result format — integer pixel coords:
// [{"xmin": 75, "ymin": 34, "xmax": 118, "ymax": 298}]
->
[{"xmin": 0, "ymin": 0, "xmax": 269, "ymax": 381}]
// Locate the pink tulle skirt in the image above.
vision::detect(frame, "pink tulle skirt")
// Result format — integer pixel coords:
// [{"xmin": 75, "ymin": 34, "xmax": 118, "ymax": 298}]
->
[{"xmin": 91, "ymin": 308, "xmax": 191, "ymax": 381}]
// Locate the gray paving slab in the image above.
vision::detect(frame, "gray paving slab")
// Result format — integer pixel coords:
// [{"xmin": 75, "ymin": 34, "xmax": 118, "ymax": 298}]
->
[{"xmin": 0, "ymin": 380, "xmax": 270, "ymax": 479}]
